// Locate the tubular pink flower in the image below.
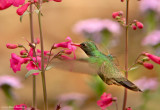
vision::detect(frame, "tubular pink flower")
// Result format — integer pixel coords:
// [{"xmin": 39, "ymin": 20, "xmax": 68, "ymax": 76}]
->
[
  {"xmin": 6, "ymin": 43, "xmax": 18, "ymax": 49},
  {"xmin": 34, "ymin": 38, "xmax": 40, "ymax": 44},
  {"xmin": 53, "ymin": 0, "xmax": 62, "ymax": 2},
  {"xmin": 143, "ymin": 62, "xmax": 154, "ymax": 69},
  {"xmin": 54, "ymin": 37, "xmax": 77, "ymax": 59},
  {"xmin": 0, "ymin": 0, "xmax": 12, "ymax": 10},
  {"xmin": 14, "ymin": 104, "xmax": 27, "ymax": 110},
  {"xmin": 26, "ymin": 57, "xmax": 41, "ymax": 75},
  {"xmin": 97, "ymin": 93, "xmax": 116, "ymax": 110},
  {"xmin": 136, "ymin": 21, "xmax": 143, "ymax": 29},
  {"xmin": 10, "ymin": 53, "xmax": 24, "ymax": 73},
  {"xmin": 12, "ymin": 0, "xmax": 25, "ymax": 7},
  {"xmin": 143, "ymin": 52, "xmax": 160, "ymax": 64},
  {"xmin": 16, "ymin": 2, "xmax": 30, "ymax": 16}
]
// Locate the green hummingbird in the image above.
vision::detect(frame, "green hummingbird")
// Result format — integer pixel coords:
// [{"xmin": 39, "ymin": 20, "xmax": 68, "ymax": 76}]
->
[{"xmin": 79, "ymin": 41, "xmax": 142, "ymax": 92}]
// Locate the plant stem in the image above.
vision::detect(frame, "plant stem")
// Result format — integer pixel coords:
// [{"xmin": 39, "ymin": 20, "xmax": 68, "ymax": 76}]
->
[
  {"xmin": 122, "ymin": 0, "xmax": 129, "ymax": 110},
  {"xmin": 38, "ymin": 0, "xmax": 48, "ymax": 110},
  {"xmin": 29, "ymin": 1, "xmax": 37, "ymax": 108},
  {"xmin": 115, "ymin": 101, "xmax": 119, "ymax": 110}
]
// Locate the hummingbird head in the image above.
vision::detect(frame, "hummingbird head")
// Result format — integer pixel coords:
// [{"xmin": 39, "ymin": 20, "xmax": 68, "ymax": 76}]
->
[{"xmin": 80, "ymin": 41, "xmax": 98, "ymax": 56}]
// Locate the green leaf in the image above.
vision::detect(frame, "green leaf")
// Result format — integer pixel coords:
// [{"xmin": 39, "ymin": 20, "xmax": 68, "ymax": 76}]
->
[
  {"xmin": 20, "ymin": 11, "xmax": 30, "ymax": 22},
  {"xmin": 129, "ymin": 66, "xmax": 139, "ymax": 71},
  {"xmin": 46, "ymin": 65, "xmax": 54, "ymax": 71},
  {"xmin": 25, "ymin": 69, "xmax": 41, "ymax": 79}
]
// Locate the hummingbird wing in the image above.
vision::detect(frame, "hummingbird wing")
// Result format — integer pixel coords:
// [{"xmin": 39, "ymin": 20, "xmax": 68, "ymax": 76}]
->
[{"xmin": 98, "ymin": 60, "xmax": 142, "ymax": 92}]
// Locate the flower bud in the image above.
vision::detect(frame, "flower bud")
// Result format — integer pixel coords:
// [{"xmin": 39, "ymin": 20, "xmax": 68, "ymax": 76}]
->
[
  {"xmin": 136, "ymin": 21, "xmax": 143, "ymax": 29},
  {"xmin": 131, "ymin": 24, "xmax": 137, "ymax": 30},
  {"xmin": 142, "ymin": 52, "xmax": 160, "ymax": 64},
  {"xmin": 20, "ymin": 50, "xmax": 27, "ymax": 55},
  {"xmin": 16, "ymin": 2, "xmax": 31, "ymax": 16},
  {"xmin": 6, "ymin": 43, "xmax": 18, "ymax": 49},
  {"xmin": 126, "ymin": 107, "xmax": 132, "ymax": 110},
  {"xmin": 143, "ymin": 62, "xmax": 154, "ymax": 69},
  {"xmin": 121, "ymin": 0, "xmax": 124, "ymax": 2}
]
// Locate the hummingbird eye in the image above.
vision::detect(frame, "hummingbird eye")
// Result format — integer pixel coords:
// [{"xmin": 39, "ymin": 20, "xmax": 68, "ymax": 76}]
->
[{"xmin": 81, "ymin": 43, "xmax": 86, "ymax": 47}]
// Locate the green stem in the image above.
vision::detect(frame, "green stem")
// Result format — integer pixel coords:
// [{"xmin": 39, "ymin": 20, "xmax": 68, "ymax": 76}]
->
[
  {"xmin": 29, "ymin": 1, "xmax": 37, "ymax": 109},
  {"xmin": 38, "ymin": 0, "xmax": 48, "ymax": 110},
  {"xmin": 122, "ymin": 0, "xmax": 129, "ymax": 110}
]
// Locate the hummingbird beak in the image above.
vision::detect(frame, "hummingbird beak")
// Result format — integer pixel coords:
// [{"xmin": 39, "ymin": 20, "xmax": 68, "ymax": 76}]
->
[{"xmin": 71, "ymin": 43, "xmax": 81, "ymax": 47}]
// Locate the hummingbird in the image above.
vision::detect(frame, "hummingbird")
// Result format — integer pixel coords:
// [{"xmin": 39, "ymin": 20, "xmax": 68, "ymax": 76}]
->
[{"xmin": 79, "ymin": 41, "xmax": 142, "ymax": 92}]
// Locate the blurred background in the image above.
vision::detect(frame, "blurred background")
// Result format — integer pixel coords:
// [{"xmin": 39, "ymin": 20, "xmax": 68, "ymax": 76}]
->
[{"xmin": 0, "ymin": 0, "xmax": 160, "ymax": 110}]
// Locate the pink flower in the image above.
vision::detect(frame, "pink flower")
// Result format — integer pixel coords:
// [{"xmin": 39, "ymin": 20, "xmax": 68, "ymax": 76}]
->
[
  {"xmin": 10, "ymin": 53, "xmax": 24, "ymax": 73},
  {"xmin": 143, "ymin": 62, "xmax": 154, "ymax": 69},
  {"xmin": 6, "ymin": 43, "xmax": 18, "ymax": 49},
  {"xmin": 14, "ymin": 104, "xmax": 27, "ymax": 110},
  {"xmin": 136, "ymin": 21, "xmax": 143, "ymax": 29},
  {"xmin": 53, "ymin": 0, "xmax": 62, "ymax": 2},
  {"xmin": 12, "ymin": 0, "xmax": 25, "ymax": 7},
  {"xmin": 16, "ymin": 2, "xmax": 30, "ymax": 16},
  {"xmin": 131, "ymin": 24, "xmax": 137, "ymax": 30},
  {"xmin": 0, "ymin": 0, "xmax": 12, "ymax": 10},
  {"xmin": 54, "ymin": 37, "xmax": 77, "ymax": 59},
  {"xmin": 20, "ymin": 50, "xmax": 27, "ymax": 55},
  {"xmin": 143, "ymin": 52, "xmax": 160, "ymax": 64},
  {"xmin": 34, "ymin": 38, "xmax": 40, "ymax": 44},
  {"xmin": 126, "ymin": 107, "xmax": 132, "ymax": 110},
  {"xmin": 134, "ymin": 77, "xmax": 158, "ymax": 91},
  {"xmin": 26, "ymin": 57, "xmax": 41, "ymax": 75},
  {"xmin": 97, "ymin": 93, "xmax": 117, "ymax": 110},
  {"xmin": 0, "ymin": 75, "xmax": 22, "ymax": 88},
  {"xmin": 112, "ymin": 11, "xmax": 123, "ymax": 19},
  {"xmin": 142, "ymin": 30, "xmax": 160, "ymax": 46}
]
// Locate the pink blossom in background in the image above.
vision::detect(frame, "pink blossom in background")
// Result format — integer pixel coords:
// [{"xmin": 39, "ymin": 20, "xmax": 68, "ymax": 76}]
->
[
  {"xmin": 14, "ymin": 104, "xmax": 27, "ymax": 110},
  {"xmin": 73, "ymin": 18, "xmax": 121, "ymax": 44},
  {"xmin": 73, "ymin": 18, "xmax": 121, "ymax": 35},
  {"xmin": 10, "ymin": 53, "xmax": 24, "ymax": 73},
  {"xmin": 139, "ymin": 0, "xmax": 160, "ymax": 14},
  {"xmin": 126, "ymin": 107, "xmax": 132, "ymax": 110},
  {"xmin": 142, "ymin": 30, "xmax": 160, "ymax": 46},
  {"xmin": 0, "ymin": 75, "xmax": 22, "ymax": 88},
  {"xmin": 97, "ymin": 93, "xmax": 117, "ymax": 110},
  {"xmin": 58, "ymin": 93, "xmax": 88, "ymax": 106},
  {"xmin": 134, "ymin": 77, "xmax": 158, "ymax": 91}
]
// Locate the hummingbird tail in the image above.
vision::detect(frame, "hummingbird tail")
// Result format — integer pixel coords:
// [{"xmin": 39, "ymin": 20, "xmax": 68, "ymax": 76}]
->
[{"xmin": 115, "ymin": 78, "xmax": 142, "ymax": 92}]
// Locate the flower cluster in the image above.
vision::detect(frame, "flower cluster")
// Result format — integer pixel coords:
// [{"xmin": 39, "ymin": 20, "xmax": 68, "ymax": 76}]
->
[
  {"xmin": 137, "ymin": 52, "xmax": 160, "ymax": 69},
  {"xmin": 112, "ymin": 11, "xmax": 143, "ymax": 30},
  {"xmin": 7, "ymin": 37, "xmax": 77, "ymax": 75},
  {"xmin": 14, "ymin": 104, "xmax": 27, "ymax": 110},
  {"xmin": 97, "ymin": 93, "xmax": 117, "ymax": 110},
  {"xmin": 134, "ymin": 77, "xmax": 158, "ymax": 91},
  {"xmin": 53, "ymin": 37, "xmax": 77, "ymax": 59},
  {"xmin": 73, "ymin": 18, "xmax": 121, "ymax": 44},
  {"xmin": 0, "ymin": 0, "xmax": 62, "ymax": 16}
]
